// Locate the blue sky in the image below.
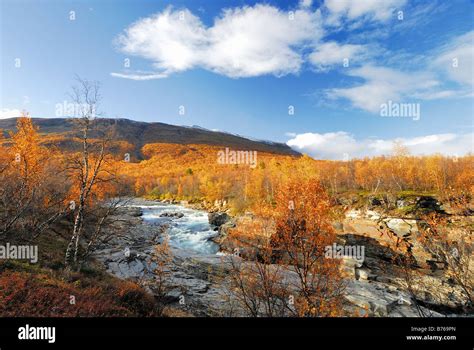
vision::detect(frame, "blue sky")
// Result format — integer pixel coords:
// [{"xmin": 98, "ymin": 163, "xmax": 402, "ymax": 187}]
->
[{"xmin": 1, "ymin": 0, "xmax": 473, "ymax": 159}]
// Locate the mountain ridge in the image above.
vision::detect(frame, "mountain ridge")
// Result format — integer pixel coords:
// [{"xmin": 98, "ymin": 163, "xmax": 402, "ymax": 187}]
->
[{"xmin": 0, "ymin": 117, "xmax": 300, "ymax": 158}]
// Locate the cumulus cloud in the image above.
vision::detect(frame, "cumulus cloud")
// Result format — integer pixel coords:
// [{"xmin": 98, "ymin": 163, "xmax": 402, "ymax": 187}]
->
[
  {"xmin": 287, "ymin": 131, "xmax": 363, "ymax": 159},
  {"xmin": 0, "ymin": 108, "xmax": 22, "ymax": 119},
  {"xmin": 115, "ymin": 8, "xmax": 207, "ymax": 77},
  {"xmin": 287, "ymin": 131, "xmax": 473, "ymax": 160},
  {"xmin": 308, "ymin": 41, "xmax": 366, "ymax": 71},
  {"xmin": 326, "ymin": 65, "xmax": 439, "ymax": 113},
  {"xmin": 110, "ymin": 2, "xmax": 470, "ymax": 115},
  {"xmin": 324, "ymin": 0, "xmax": 406, "ymax": 25},
  {"xmin": 112, "ymin": 4, "xmax": 323, "ymax": 79}
]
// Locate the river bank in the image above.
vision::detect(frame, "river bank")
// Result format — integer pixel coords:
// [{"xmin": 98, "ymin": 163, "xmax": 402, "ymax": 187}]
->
[{"xmin": 91, "ymin": 197, "xmax": 471, "ymax": 317}]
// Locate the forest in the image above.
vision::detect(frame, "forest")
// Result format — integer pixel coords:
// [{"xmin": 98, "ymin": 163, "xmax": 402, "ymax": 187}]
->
[{"xmin": 1, "ymin": 108, "xmax": 472, "ymax": 317}]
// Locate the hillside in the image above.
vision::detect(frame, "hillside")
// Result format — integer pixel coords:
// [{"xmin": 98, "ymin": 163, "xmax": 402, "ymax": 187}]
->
[{"xmin": 0, "ymin": 117, "xmax": 299, "ymax": 159}]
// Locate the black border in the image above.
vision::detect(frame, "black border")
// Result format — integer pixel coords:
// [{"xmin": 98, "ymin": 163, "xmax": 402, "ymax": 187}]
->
[{"xmin": 0, "ymin": 317, "xmax": 472, "ymax": 348}]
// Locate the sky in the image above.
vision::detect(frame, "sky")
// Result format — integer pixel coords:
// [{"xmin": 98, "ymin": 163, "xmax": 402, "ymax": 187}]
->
[{"xmin": 0, "ymin": 0, "xmax": 473, "ymax": 159}]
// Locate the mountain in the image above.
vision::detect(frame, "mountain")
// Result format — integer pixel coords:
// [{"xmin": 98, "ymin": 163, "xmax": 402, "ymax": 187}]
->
[{"xmin": 0, "ymin": 117, "xmax": 300, "ymax": 158}]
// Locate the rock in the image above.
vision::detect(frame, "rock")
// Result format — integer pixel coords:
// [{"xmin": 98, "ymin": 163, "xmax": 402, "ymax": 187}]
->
[
  {"xmin": 342, "ymin": 254, "xmax": 364, "ymax": 268},
  {"xmin": 397, "ymin": 199, "xmax": 408, "ymax": 208},
  {"xmin": 384, "ymin": 218, "xmax": 418, "ymax": 237},
  {"xmin": 416, "ymin": 196, "xmax": 442, "ymax": 211},
  {"xmin": 368, "ymin": 196, "xmax": 382, "ymax": 206},
  {"xmin": 365, "ymin": 210, "xmax": 381, "ymax": 220},
  {"xmin": 161, "ymin": 289, "xmax": 183, "ymax": 303},
  {"xmin": 356, "ymin": 268, "xmax": 371, "ymax": 281},
  {"xmin": 160, "ymin": 212, "xmax": 184, "ymax": 218},
  {"xmin": 208, "ymin": 212, "xmax": 230, "ymax": 227},
  {"xmin": 345, "ymin": 280, "xmax": 419, "ymax": 317},
  {"xmin": 127, "ymin": 207, "xmax": 143, "ymax": 217},
  {"xmin": 340, "ymin": 255, "xmax": 364, "ymax": 279},
  {"xmin": 218, "ymin": 220, "xmax": 235, "ymax": 235}
]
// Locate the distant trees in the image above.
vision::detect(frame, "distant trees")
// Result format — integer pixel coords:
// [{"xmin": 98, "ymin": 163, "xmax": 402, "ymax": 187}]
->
[{"xmin": 123, "ymin": 141, "xmax": 473, "ymax": 215}]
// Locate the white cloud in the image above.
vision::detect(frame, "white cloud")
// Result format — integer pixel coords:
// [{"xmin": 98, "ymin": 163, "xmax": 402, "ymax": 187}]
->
[
  {"xmin": 300, "ymin": 0, "xmax": 313, "ymax": 8},
  {"xmin": 110, "ymin": 71, "xmax": 168, "ymax": 81},
  {"xmin": 324, "ymin": 0, "xmax": 406, "ymax": 25},
  {"xmin": 326, "ymin": 30, "xmax": 474, "ymax": 113},
  {"xmin": 309, "ymin": 41, "xmax": 365, "ymax": 71},
  {"xmin": 287, "ymin": 131, "xmax": 473, "ymax": 160},
  {"xmin": 113, "ymin": 4, "xmax": 323, "ymax": 79},
  {"xmin": 205, "ymin": 6, "xmax": 322, "ymax": 77},
  {"xmin": 114, "ymin": 8, "xmax": 207, "ymax": 77},
  {"xmin": 433, "ymin": 31, "xmax": 474, "ymax": 87},
  {"xmin": 0, "ymin": 108, "xmax": 22, "ymax": 119},
  {"xmin": 327, "ymin": 65, "xmax": 439, "ymax": 113},
  {"xmin": 287, "ymin": 131, "xmax": 363, "ymax": 159}
]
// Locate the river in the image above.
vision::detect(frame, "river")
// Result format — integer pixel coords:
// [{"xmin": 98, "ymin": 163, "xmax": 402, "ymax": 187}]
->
[{"xmin": 130, "ymin": 203, "xmax": 220, "ymax": 255}]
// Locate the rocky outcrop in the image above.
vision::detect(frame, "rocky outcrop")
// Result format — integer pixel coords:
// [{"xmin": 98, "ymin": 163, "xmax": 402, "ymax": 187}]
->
[
  {"xmin": 91, "ymin": 198, "xmax": 470, "ymax": 317},
  {"xmin": 342, "ymin": 209, "xmax": 434, "ymax": 267},
  {"xmin": 344, "ymin": 279, "xmax": 444, "ymax": 317},
  {"xmin": 208, "ymin": 212, "xmax": 230, "ymax": 227},
  {"xmin": 208, "ymin": 212, "xmax": 235, "ymax": 246}
]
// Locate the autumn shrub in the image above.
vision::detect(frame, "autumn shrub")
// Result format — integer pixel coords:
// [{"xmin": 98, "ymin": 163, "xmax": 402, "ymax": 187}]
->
[
  {"xmin": 117, "ymin": 281, "xmax": 158, "ymax": 317},
  {"xmin": 0, "ymin": 267, "xmax": 159, "ymax": 317}
]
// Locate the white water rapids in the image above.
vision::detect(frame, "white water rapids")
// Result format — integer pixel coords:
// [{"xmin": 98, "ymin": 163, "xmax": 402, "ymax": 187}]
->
[{"xmin": 131, "ymin": 203, "xmax": 220, "ymax": 255}]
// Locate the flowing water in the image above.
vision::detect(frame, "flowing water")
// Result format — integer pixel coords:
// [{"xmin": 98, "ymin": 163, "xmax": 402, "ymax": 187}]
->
[{"xmin": 132, "ymin": 203, "xmax": 220, "ymax": 255}]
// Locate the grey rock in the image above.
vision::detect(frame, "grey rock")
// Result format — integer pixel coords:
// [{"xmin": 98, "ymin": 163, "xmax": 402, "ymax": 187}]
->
[{"xmin": 208, "ymin": 212, "xmax": 230, "ymax": 227}]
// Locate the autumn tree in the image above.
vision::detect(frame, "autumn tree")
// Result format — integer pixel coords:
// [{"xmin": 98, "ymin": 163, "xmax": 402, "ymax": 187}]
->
[
  {"xmin": 64, "ymin": 77, "xmax": 126, "ymax": 270},
  {"xmin": 226, "ymin": 178, "xmax": 346, "ymax": 317},
  {"xmin": 271, "ymin": 178, "xmax": 346, "ymax": 316},
  {"xmin": 0, "ymin": 114, "xmax": 70, "ymax": 238}
]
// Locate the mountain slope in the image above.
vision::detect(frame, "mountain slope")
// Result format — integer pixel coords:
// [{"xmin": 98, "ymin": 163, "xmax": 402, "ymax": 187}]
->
[{"xmin": 0, "ymin": 117, "xmax": 299, "ymax": 158}]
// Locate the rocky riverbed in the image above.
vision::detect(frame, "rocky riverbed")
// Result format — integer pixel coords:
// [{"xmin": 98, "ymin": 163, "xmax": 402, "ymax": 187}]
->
[{"xmin": 91, "ymin": 198, "xmax": 470, "ymax": 317}]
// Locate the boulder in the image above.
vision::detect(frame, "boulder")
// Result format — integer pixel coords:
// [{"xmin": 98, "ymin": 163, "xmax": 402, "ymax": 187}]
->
[
  {"xmin": 416, "ymin": 196, "xmax": 442, "ymax": 211},
  {"xmin": 368, "ymin": 196, "xmax": 382, "ymax": 206},
  {"xmin": 160, "ymin": 212, "xmax": 184, "ymax": 218},
  {"xmin": 208, "ymin": 212, "xmax": 230, "ymax": 227}
]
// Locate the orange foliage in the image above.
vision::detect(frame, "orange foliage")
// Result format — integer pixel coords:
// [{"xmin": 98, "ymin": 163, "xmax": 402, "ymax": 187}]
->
[
  {"xmin": 0, "ymin": 269, "xmax": 157, "ymax": 316},
  {"xmin": 117, "ymin": 142, "xmax": 473, "ymax": 213}
]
